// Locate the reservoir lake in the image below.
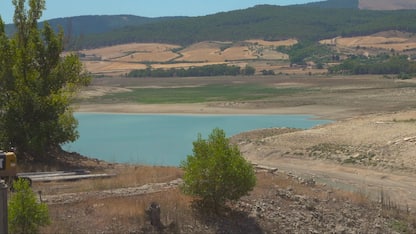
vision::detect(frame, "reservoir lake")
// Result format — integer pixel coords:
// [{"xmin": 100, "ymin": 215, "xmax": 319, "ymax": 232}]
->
[{"xmin": 62, "ymin": 113, "xmax": 330, "ymax": 166}]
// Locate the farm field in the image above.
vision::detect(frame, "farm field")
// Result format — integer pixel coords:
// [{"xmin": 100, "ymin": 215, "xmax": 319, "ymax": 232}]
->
[{"xmin": 77, "ymin": 31, "xmax": 416, "ymax": 77}]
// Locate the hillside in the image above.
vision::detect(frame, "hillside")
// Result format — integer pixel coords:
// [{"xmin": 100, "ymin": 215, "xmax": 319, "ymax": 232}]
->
[
  {"xmin": 303, "ymin": 0, "xmax": 358, "ymax": 8},
  {"xmin": 4, "ymin": 0, "xmax": 416, "ymax": 50},
  {"xmin": 4, "ymin": 15, "xmax": 182, "ymax": 38},
  {"xmin": 74, "ymin": 6, "xmax": 416, "ymax": 49},
  {"xmin": 359, "ymin": 0, "xmax": 416, "ymax": 10}
]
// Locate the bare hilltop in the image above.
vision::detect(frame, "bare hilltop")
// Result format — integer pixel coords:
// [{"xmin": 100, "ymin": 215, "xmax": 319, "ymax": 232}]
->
[{"xmin": 360, "ymin": 0, "xmax": 416, "ymax": 10}]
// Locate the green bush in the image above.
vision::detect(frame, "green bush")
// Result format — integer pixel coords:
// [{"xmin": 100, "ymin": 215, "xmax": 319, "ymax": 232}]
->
[
  {"xmin": 180, "ymin": 128, "xmax": 256, "ymax": 210},
  {"xmin": 8, "ymin": 178, "xmax": 50, "ymax": 234}
]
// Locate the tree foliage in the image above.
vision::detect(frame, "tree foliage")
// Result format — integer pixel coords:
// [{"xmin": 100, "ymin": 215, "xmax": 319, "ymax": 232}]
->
[
  {"xmin": 180, "ymin": 128, "xmax": 256, "ymax": 210},
  {"xmin": 64, "ymin": 5, "xmax": 416, "ymax": 49},
  {"xmin": 127, "ymin": 64, "xmax": 255, "ymax": 78},
  {"xmin": 277, "ymin": 41, "xmax": 335, "ymax": 65},
  {"xmin": 4, "ymin": 1, "xmax": 416, "ymax": 49},
  {"xmin": 8, "ymin": 178, "xmax": 50, "ymax": 234},
  {"xmin": 0, "ymin": 0, "xmax": 90, "ymax": 155},
  {"xmin": 329, "ymin": 54, "xmax": 416, "ymax": 77}
]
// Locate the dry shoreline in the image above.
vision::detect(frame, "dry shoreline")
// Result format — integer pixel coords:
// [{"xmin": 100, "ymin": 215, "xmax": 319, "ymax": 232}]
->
[
  {"xmin": 75, "ymin": 103, "xmax": 356, "ymax": 120},
  {"xmin": 72, "ymin": 76, "xmax": 416, "ymax": 212}
]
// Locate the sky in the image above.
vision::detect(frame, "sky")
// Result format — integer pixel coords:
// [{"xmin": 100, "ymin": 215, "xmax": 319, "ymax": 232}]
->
[{"xmin": 0, "ymin": 0, "xmax": 320, "ymax": 24}]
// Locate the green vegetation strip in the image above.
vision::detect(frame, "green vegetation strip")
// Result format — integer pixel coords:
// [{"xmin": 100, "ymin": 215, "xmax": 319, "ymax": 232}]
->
[{"xmin": 87, "ymin": 84, "xmax": 304, "ymax": 104}]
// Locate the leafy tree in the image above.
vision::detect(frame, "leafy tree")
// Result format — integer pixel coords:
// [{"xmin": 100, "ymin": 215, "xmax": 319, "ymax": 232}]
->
[
  {"xmin": 8, "ymin": 178, "xmax": 50, "ymax": 234},
  {"xmin": 180, "ymin": 128, "xmax": 256, "ymax": 211},
  {"xmin": 328, "ymin": 54, "xmax": 416, "ymax": 76},
  {"xmin": 277, "ymin": 41, "xmax": 334, "ymax": 66},
  {"xmin": 243, "ymin": 65, "xmax": 256, "ymax": 75},
  {"xmin": 0, "ymin": 0, "xmax": 90, "ymax": 156}
]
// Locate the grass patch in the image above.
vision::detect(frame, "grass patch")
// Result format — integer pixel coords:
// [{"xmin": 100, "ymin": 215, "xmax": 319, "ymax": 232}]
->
[
  {"xmin": 85, "ymin": 84, "xmax": 305, "ymax": 104},
  {"xmin": 389, "ymin": 219, "xmax": 409, "ymax": 233},
  {"xmin": 393, "ymin": 118, "xmax": 416, "ymax": 123}
]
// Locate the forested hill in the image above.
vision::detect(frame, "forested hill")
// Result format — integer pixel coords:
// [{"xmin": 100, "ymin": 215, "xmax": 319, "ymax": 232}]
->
[
  {"xmin": 4, "ymin": 15, "xmax": 184, "ymax": 37},
  {"xmin": 4, "ymin": 0, "xmax": 416, "ymax": 49},
  {"xmin": 71, "ymin": 5, "xmax": 416, "ymax": 49},
  {"xmin": 301, "ymin": 0, "xmax": 358, "ymax": 8}
]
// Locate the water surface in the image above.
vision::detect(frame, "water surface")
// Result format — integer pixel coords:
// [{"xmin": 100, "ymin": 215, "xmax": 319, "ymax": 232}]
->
[{"xmin": 62, "ymin": 113, "xmax": 329, "ymax": 166}]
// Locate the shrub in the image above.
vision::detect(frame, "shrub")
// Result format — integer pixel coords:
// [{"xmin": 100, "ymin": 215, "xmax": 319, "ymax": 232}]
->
[
  {"xmin": 180, "ymin": 128, "xmax": 256, "ymax": 211},
  {"xmin": 8, "ymin": 178, "xmax": 50, "ymax": 234}
]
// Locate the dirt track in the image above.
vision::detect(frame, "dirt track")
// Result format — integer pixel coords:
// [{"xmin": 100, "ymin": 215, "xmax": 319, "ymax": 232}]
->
[{"xmin": 233, "ymin": 110, "xmax": 416, "ymax": 210}]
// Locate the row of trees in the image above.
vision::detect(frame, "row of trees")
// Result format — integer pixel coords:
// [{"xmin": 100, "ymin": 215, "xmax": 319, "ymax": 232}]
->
[
  {"xmin": 127, "ymin": 64, "xmax": 255, "ymax": 78},
  {"xmin": 329, "ymin": 55, "xmax": 416, "ymax": 77}
]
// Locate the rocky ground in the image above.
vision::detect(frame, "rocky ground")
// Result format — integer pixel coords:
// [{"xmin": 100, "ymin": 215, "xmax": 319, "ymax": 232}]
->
[{"xmin": 35, "ymin": 162, "xmax": 415, "ymax": 233}]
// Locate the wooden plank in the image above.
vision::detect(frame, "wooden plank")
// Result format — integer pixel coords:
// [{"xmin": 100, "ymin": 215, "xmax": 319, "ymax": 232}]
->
[
  {"xmin": 30, "ymin": 173, "xmax": 116, "ymax": 182},
  {"xmin": 17, "ymin": 170, "xmax": 115, "ymax": 182},
  {"xmin": 17, "ymin": 169, "xmax": 90, "ymax": 177},
  {"xmin": 24, "ymin": 172, "xmax": 81, "ymax": 179}
]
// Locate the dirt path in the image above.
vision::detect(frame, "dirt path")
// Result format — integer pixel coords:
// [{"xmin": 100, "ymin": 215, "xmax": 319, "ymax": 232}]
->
[
  {"xmin": 252, "ymin": 157, "xmax": 416, "ymax": 211},
  {"xmin": 41, "ymin": 179, "xmax": 183, "ymax": 204},
  {"xmin": 232, "ymin": 110, "xmax": 416, "ymax": 212}
]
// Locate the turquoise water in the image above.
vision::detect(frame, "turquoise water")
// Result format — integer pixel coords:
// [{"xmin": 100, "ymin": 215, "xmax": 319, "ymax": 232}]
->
[{"xmin": 62, "ymin": 113, "xmax": 329, "ymax": 166}]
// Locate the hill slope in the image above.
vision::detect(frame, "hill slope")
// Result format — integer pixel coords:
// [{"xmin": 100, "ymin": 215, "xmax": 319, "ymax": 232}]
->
[
  {"xmin": 75, "ymin": 5, "xmax": 416, "ymax": 49},
  {"xmin": 359, "ymin": 0, "xmax": 416, "ymax": 10},
  {"xmin": 302, "ymin": 0, "xmax": 358, "ymax": 8},
  {"xmin": 5, "ymin": 0, "xmax": 416, "ymax": 49},
  {"xmin": 5, "ymin": 15, "xmax": 182, "ymax": 38}
]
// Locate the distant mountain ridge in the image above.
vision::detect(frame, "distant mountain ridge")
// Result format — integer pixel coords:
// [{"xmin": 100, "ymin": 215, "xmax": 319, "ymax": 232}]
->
[
  {"xmin": 302, "ymin": 0, "xmax": 358, "ymax": 9},
  {"xmin": 4, "ymin": 0, "xmax": 416, "ymax": 49},
  {"xmin": 46, "ymin": 15, "xmax": 184, "ymax": 37},
  {"xmin": 5, "ymin": 15, "xmax": 183, "ymax": 37},
  {"xmin": 305, "ymin": 0, "xmax": 416, "ymax": 10}
]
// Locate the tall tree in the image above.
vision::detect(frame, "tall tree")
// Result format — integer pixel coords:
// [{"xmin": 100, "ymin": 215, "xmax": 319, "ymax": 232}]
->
[{"xmin": 0, "ymin": 0, "xmax": 90, "ymax": 157}]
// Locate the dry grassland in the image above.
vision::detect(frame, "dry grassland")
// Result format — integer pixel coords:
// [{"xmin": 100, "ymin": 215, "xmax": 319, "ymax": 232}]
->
[
  {"xmin": 37, "ymin": 165, "xmax": 416, "ymax": 233},
  {"xmin": 244, "ymin": 39, "xmax": 298, "ymax": 47},
  {"xmin": 113, "ymin": 50, "xmax": 179, "ymax": 63},
  {"xmin": 321, "ymin": 31, "xmax": 416, "ymax": 52},
  {"xmin": 79, "ymin": 33, "xmax": 416, "ymax": 77},
  {"xmin": 84, "ymin": 61, "xmax": 147, "ymax": 75},
  {"xmin": 80, "ymin": 43, "xmax": 180, "ymax": 60},
  {"xmin": 178, "ymin": 42, "xmax": 258, "ymax": 62},
  {"xmin": 78, "ymin": 39, "xmax": 297, "ymax": 76}
]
